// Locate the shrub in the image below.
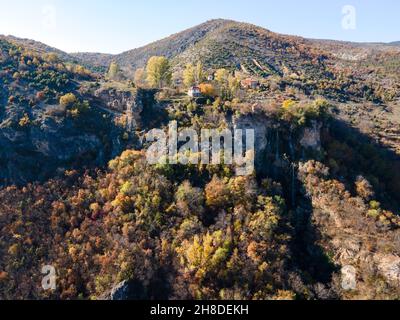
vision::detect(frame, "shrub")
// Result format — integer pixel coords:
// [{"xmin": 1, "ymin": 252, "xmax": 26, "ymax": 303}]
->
[
  {"xmin": 18, "ymin": 113, "xmax": 31, "ymax": 127},
  {"xmin": 59, "ymin": 93, "xmax": 77, "ymax": 107},
  {"xmin": 199, "ymin": 83, "xmax": 216, "ymax": 97},
  {"xmin": 280, "ymin": 99, "xmax": 330, "ymax": 126}
]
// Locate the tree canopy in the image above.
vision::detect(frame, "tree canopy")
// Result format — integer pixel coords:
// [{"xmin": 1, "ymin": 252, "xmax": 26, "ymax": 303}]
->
[{"xmin": 146, "ymin": 56, "xmax": 172, "ymax": 88}]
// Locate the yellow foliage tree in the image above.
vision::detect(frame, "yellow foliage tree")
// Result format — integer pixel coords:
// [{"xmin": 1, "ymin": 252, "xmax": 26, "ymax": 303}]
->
[
  {"xmin": 146, "ymin": 56, "xmax": 172, "ymax": 88},
  {"xmin": 199, "ymin": 83, "xmax": 216, "ymax": 97},
  {"xmin": 46, "ymin": 53, "xmax": 59, "ymax": 63},
  {"xmin": 183, "ymin": 62, "xmax": 205, "ymax": 88},
  {"xmin": 59, "ymin": 93, "xmax": 77, "ymax": 107},
  {"xmin": 107, "ymin": 62, "xmax": 121, "ymax": 80},
  {"xmin": 74, "ymin": 65, "xmax": 90, "ymax": 76},
  {"xmin": 215, "ymin": 68, "xmax": 230, "ymax": 85},
  {"xmin": 177, "ymin": 231, "xmax": 231, "ymax": 281},
  {"xmin": 134, "ymin": 67, "xmax": 146, "ymax": 87},
  {"xmin": 194, "ymin": 61, "xmax": 205, "ymax": 85},
  {"xmin": 18, "ymin": 113, "xmax": 31, "ymax": 127},
  {"xmin": 205, "ymin": 176, "xmax": 231, "ymax": 209},
  {"xmin": 183, "ymin": 64, "xmax": 195, "ymax": 88},
  {"xmin": 215, "ymin": 69, "xmax": 241, "ymax": 99}
]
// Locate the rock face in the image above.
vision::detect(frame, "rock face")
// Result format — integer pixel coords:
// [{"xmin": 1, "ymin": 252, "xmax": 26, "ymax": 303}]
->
[
  {"xmin": 232, "ymin": 114, "xmax": 323, "ymax": 167},
  {"xmin": 232, "ymin": 114, "xmax": 271, "ymax": 164},
  {"xmin": 0, "ymin": 102, "xmax": 118, "ymax": 185},
  {"xmin": 0, "ymin": 87, "xmax": 159, "ymax": 186},
  {"xmin": 94, "ymin": 87, "xmax": 157, "ymax": 132},
  {"xmin": 107, "ymin": 280, "xmax": 149, "ymax": 300},
  {"xmin": 298, "ymin": 161, "xmax": 400, "ymax": 298},
  {"xmin": 300, "ymin": 121, "xmax": 322, "ymax": 150},
  {"xmin": 0, "ymin": 85, "xmax": 161, "ymax": 186},
  {"xmin": 374, "ymin": 254, "xmax": 400, "ymax": 286},
  {"xmin": 109, "ymin": 281, "xmax": 131, "ymax": 301},
  {"xmin": 95, "ymin": 87, "xmax": 141, "ymax": 131}
]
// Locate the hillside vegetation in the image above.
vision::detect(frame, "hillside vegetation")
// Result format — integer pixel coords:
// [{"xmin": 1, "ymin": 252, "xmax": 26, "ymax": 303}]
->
[{"xmin": 0, "ymin": 20, "xmax": 399, "ymax": 300}]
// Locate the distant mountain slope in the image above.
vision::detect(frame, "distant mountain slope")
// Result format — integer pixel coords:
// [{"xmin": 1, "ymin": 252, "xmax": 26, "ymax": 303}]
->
[
  {"xmin": 113, "ymin": 19, "xmax": 233, "ymax": 71},
  {"xmin": 308, "ymin": 38, "xmax": 400, "ymax": 60},
  {"xmin": 101, "ymin": 19, "xmax": 400, "ymax": 94},
  {"xmin": 1, "ymin": 20, "xmax": 400, "ymax": 301},
  {"xmin": 0, "ymin": 35, "xmax": 109, "ymax": 72},
  {"xmin": 0, "ymin": 35, "xmax": 74, "ymax": 61},
  {"xmin": 5, "ymin": 21, "xmax": 398, "ymax": 76},
  {"xmin": 0, "ymin": 37, "xmax": 128, "ymax": 185},
  {"xmin": 111, "ymin": 19, "xmax": 332, "ymax": 77},
  {"xmin": 69, "ymin": 52, "xmax": 114, "ymax": 70}
]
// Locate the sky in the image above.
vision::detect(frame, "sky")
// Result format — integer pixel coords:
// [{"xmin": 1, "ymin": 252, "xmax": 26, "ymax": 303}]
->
[{"xmin": 0, "ymin": 0, "xmax": 399, "ymax": 54}]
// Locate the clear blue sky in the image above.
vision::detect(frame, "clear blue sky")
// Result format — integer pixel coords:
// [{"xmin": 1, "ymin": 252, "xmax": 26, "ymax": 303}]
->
[{"xmin": 0, "ymin": 0, "xmax": 399, "ymax": 54}]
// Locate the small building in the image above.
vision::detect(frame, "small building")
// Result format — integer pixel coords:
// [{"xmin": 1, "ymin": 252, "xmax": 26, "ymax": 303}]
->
[
  {"xmin": 207, "ymin": 74, "xmax": 214, "ymax": 81},
  {"xmin": 188, "ymin": 86, "xmax": 202, "ymax": 98},
  {"xmin": 241, "ymin": 78, "xmax": 259, "ymax": 90}
]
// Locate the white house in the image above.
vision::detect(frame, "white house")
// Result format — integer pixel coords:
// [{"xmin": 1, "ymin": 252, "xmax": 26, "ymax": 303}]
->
[{"xmin": 188, "ymin": 86, "xmax": 202, "ymax": 98}]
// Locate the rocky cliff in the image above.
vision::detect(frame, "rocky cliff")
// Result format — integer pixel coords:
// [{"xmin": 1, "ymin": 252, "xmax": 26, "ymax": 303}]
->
[{"xmin": 0, "ymin": 85, "xmax": 157, "ymax": 186}]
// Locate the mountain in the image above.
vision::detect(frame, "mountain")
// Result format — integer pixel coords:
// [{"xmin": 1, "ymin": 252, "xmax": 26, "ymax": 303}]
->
[
  {"xmin": 111, "ymin": 19, "xmax": 332, "ymax": 76},
  {"xmin": 73, "ymin": 20, "xmax": 400, "ymax": 103},
  {"xmin": 73, "ymin": 20, "xmax": 399, "ymax": 78},
  {"xmin": 71, "ymin": 18, "xmax": 335, "ymax": 79},
  {"xmin": 0, "ymin": 36, "xmax": 145, "ymax": 185},
  {"xmin": 0, "ymin": 35, "xmax": 75, "ymax": 62},
  {"xmin": 0, "ymin": 20, "xmax": 400, "ymax": 301},
  {"xmin": 69, "ymin": 52, "xmax": 114, "ymax": 70},
  {"xmin": 114, "ymin": 19, "xmax": 233, "ymax": 70},
  {"xmin": 0, "ymin": 35, "xmax": 111, "ymax": 72}
]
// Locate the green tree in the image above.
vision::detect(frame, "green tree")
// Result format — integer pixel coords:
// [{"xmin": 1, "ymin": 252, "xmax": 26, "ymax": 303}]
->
[
  {"xmin": 107, "ymin": 62, "xmax": 121, "ymax": 80},
  {"xmin": 183, "ymin": 64, "xmax": 195, "ymax": 88},
  {"xmin": 215, "ymin": 68, "xmax": 230, "ymax": 86},
  {"xmin": 146, "ymin": 56, "xmax": 172, "ymax": 88},
  {"xmin": 195, "ymin": 61, "xmax": 205, "ymax": 84},
  {"xmin": 176, "ymin": 181, "xmax": 205, "ymax": 217},
  {"xmin": 183, "ymin": 61, "xmax": 205, "ymax": 88},
  {"xmin": 215, "ymin": 68, "xmax": 236, "ymax": 99}
]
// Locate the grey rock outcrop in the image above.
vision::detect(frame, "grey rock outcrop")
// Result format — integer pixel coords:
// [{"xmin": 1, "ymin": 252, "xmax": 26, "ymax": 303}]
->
[
  {"xmin": 94, "ymin": 87, "xmax": 157, "ymax": 132},
  {"xmin": 232, "ymin": 114, "xmax": 271, "ymax": 164},
  {"xmin": 109, "ymin": 280, "xmax": 131, "ymax": 301},
  {"xmin": 300, "ymin": 121, "xmax": 322, "ymax": 151},
  {"xmin": 0, "ymin": 94, "xmax": 126, "ymax": 186},
  {"xmin": 94, "ymin": 87, "xmax": 141, "ymax": 131},
  {"xmin": 0, "ymin": 105, "xmax": 113, "ymax": 185},
  {"xmin": 0, "ymin": 87, "xmax": 158, "ymax": 186}
]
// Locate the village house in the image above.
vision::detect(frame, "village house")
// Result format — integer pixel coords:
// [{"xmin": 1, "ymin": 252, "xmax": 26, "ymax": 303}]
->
[
  {"xmin": 188, "ymin": 86, "xmax": 202, "ymax": 98},
  {"xmin": 241, "ymin": 78, "xmax": 259, "ymax": 89}
]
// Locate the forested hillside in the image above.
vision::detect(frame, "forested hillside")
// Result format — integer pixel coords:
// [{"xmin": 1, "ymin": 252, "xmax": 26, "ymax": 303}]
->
[{"xmin": 0, "ymin": 20, "xmax": 399, "ymax": 300}]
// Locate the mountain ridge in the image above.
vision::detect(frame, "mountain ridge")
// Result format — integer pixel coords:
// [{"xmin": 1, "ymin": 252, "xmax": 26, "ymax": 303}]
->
[{"xmin": 2, "ymin": 19, "xmax": 399, "ymax": 71}]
